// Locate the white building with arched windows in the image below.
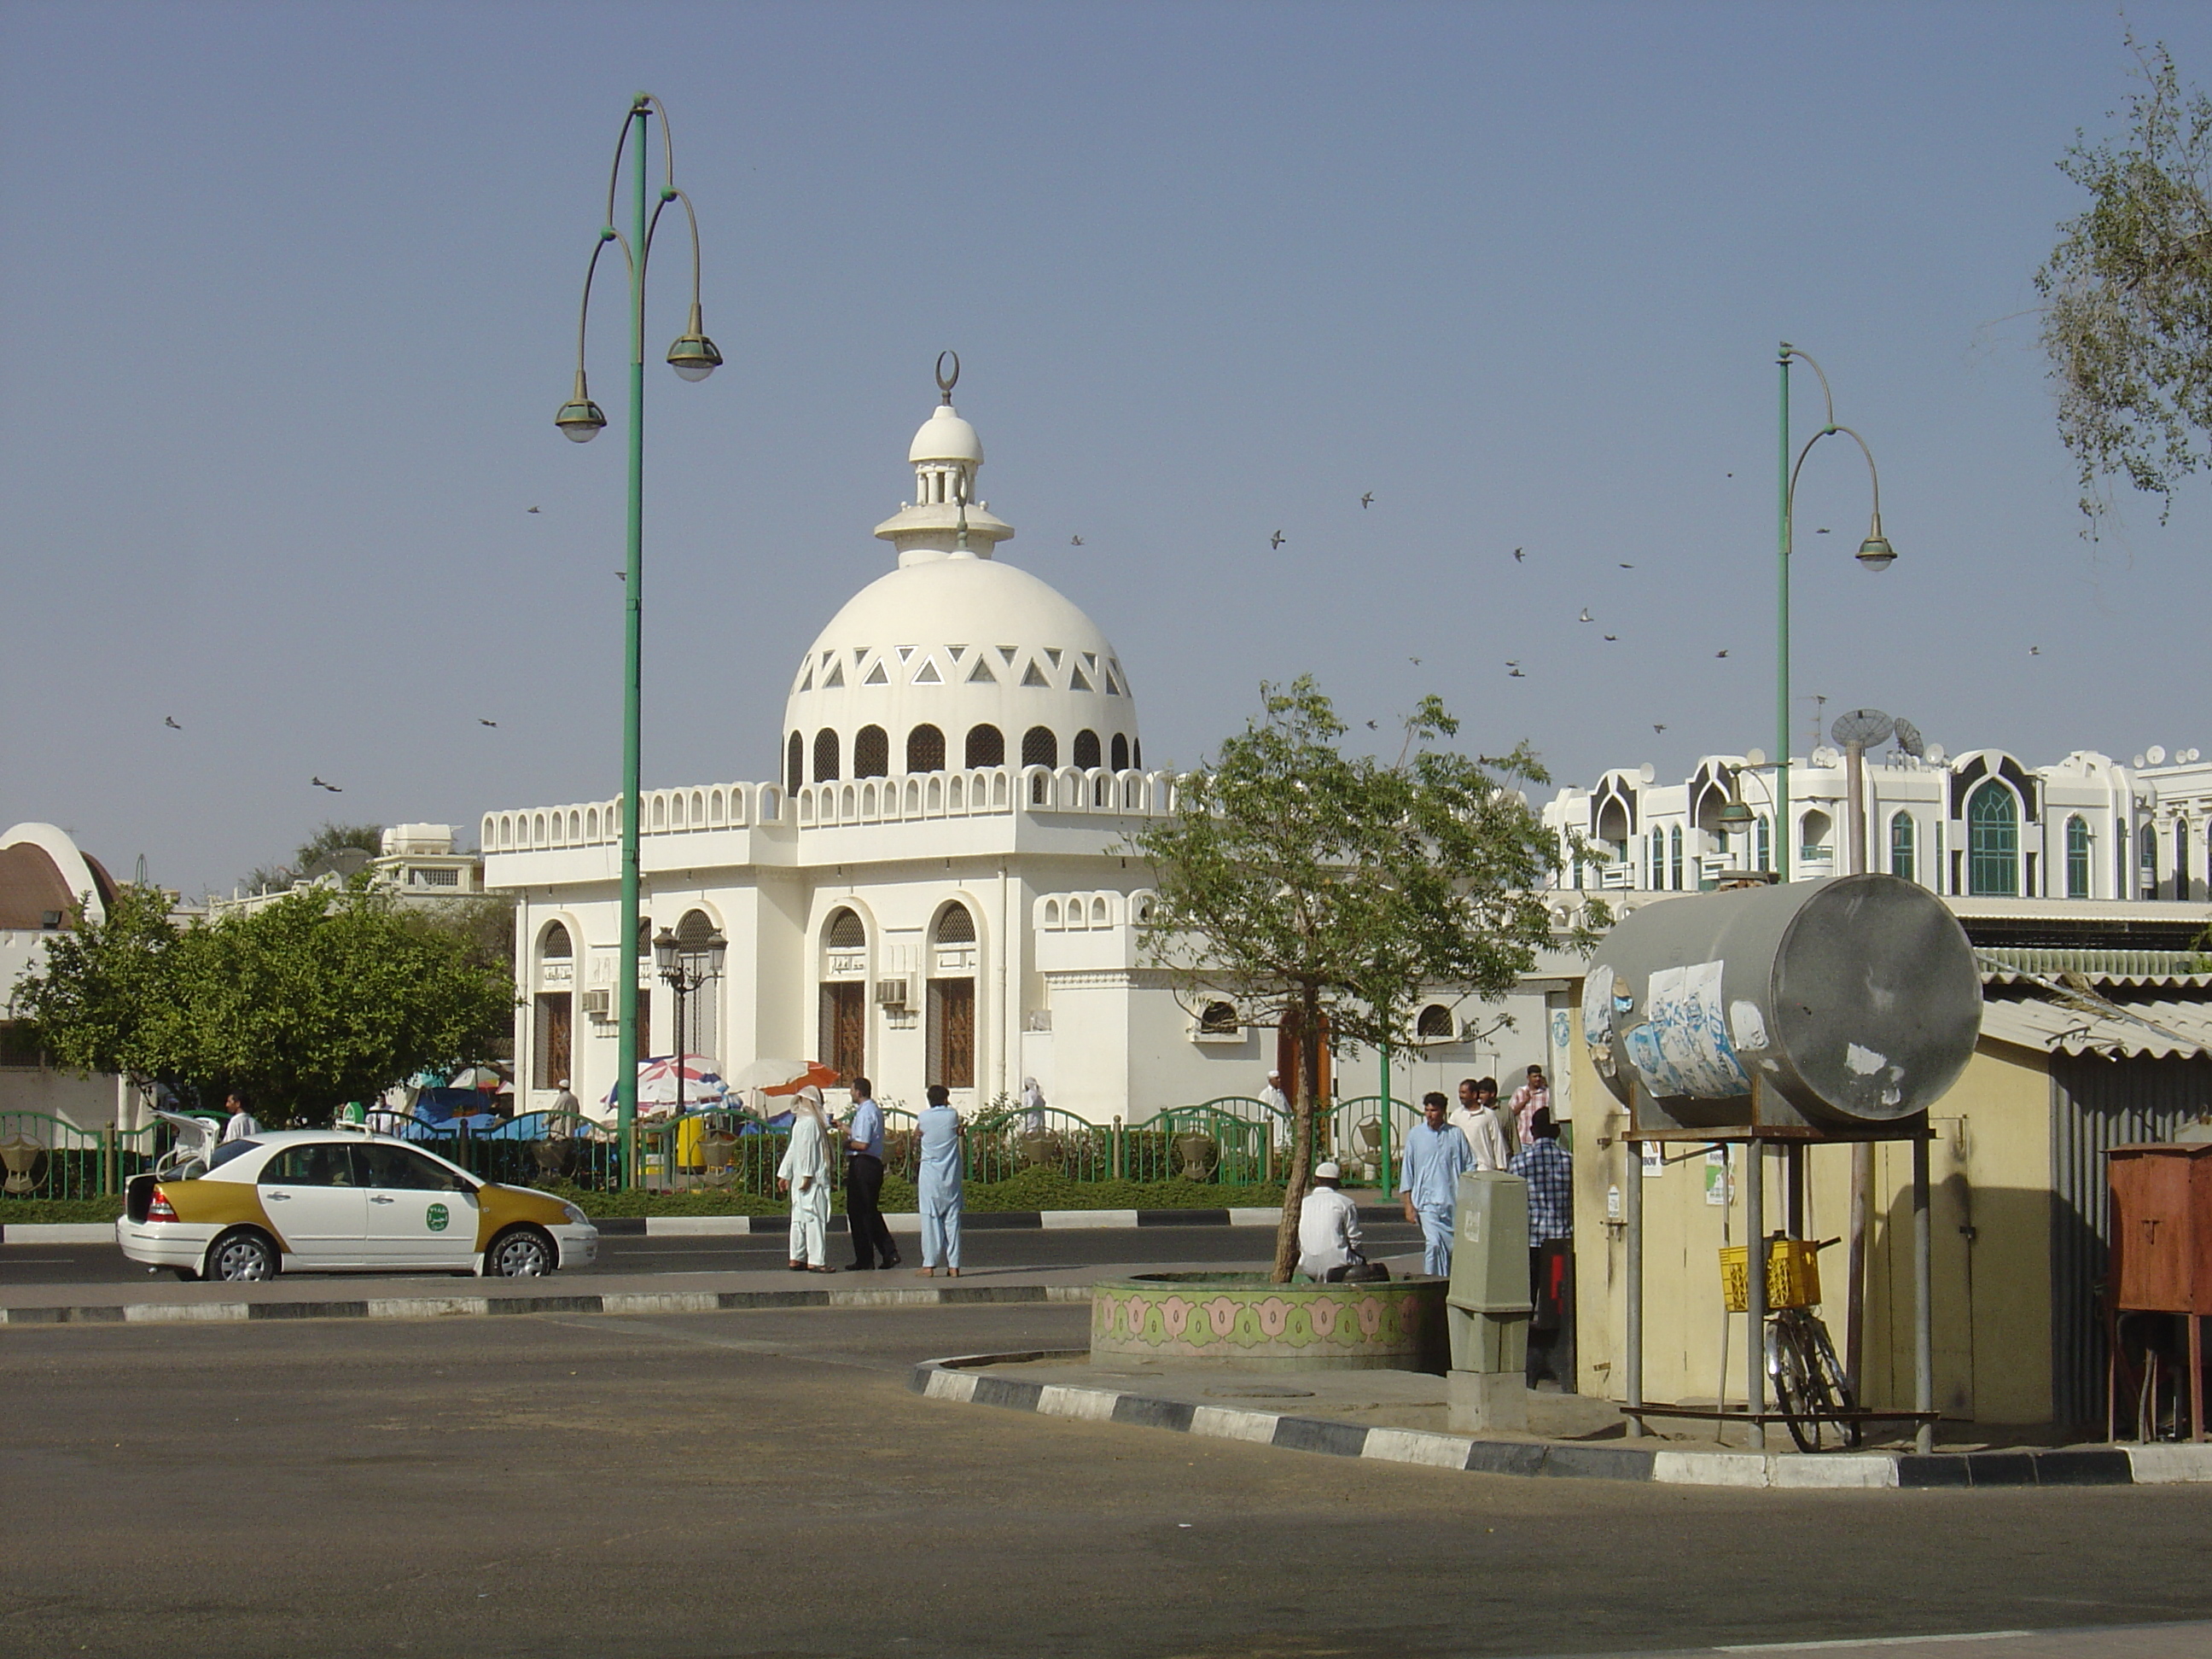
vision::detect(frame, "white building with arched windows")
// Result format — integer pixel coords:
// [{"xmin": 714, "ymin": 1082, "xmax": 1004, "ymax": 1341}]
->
[{"xmin": 480, "ymin": 385, "xmax": 1564, "ymax": 1122}]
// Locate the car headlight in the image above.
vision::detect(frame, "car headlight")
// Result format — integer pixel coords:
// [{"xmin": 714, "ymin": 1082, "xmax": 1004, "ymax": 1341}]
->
[{"xmin": 562, "ymin": 1202, "xmax": 590, "ymax": 1226}]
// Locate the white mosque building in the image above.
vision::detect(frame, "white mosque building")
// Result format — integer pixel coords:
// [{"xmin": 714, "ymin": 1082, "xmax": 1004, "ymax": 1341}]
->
[{"xmin": 481, "ymin": 383, "xmax": 1562, "ymax": 1124}]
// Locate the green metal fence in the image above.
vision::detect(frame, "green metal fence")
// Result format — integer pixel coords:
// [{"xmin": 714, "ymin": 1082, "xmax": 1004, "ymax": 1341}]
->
[{"xmin": 0, "ymin": 1112, "xmax": 181, "ymax": 1201}]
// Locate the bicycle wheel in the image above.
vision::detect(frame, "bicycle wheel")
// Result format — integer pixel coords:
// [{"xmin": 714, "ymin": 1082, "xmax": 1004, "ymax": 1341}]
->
[
  {"xmin": 1767, "ymin": 1313, "xmax": 1842, "ymax": 1452},
  {"xmin": 1799, "ymin": 1313, "xmax": 1864, "ymax": 1449}
]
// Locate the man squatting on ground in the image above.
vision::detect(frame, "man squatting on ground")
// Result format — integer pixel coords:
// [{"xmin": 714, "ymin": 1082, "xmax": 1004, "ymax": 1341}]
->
[
  {"xmin": 843, "ymin": 1077, "xmax": 901, "ymax": 1272},
  {"xmin": 1399, "ymin": 1091, "xmax": 1473, "ymax": 1275},
  {"xmin": 1296, "ymin": 1160, "xmax": 1365, "ymax": 1280},
  {"xmin": 916, "ymin": 1083, "xmax": 964, "ymax": 1278}
]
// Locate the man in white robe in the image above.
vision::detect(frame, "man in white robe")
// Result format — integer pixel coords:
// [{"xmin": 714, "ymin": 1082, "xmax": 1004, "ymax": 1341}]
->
[
  {"xmin": 1296, "ymin": 1161, "xmax": 1365, "ymax": 1281},
  {"xmin": 916, "ymin": 1084, "xmax": 964, "ymax": 1278},
  {"xmin": 778, "ymin": 1086, "xmax": 835, "ymax": 1272}
]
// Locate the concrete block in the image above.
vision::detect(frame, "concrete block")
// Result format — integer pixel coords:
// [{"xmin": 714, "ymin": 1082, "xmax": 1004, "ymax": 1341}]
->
[
  {"xmin": 1363, "ymin": 1428, "xmax": 1476, "ymax": 1470},
  {"xmin": 1447, "ymin": 1369, "xmax": 1528, "ymax": 1435},
  {"xmin": 1189, "ymin": 1405, "xmax": 1280, "ymax": 1442},
  {"xmin": 1773, "ymin": 1453, "xmax": 1898, "ymax": 1488},
  {"xmin": 1227, "ymin": 1208, "xmax": 1283, "ymax": 1226},
  {"xmin": 643, "ymin": 1216, "xmax": 752, "ymax": 1236},
  {"xmin": 1037, "ymin": 1384, "xmax": 1118, "ymax": 1422},
  {"xmin": 921, "ymin": 1367, "xmax": 979, "ymax": 1403},
  {"xmin": 1, "ymin": 1223, "xmax": 117, "ymax": 1244},
  {"xmin": 1654, "ymin": 1450, "xmax": 1772, "ymax": 1487},
  {"xmin": 364, "ymin": 1297, "xmax": 490, "ymax": 1319},
  {"xmin": 2126, "ymin": 1442, "xmax": 2212, "ymax": 1483},
  {"xmin": 1043, "ymin": 1210, "xmax": 1136, "ymax": 1230},
  {"xmin": 600, "ymin": 1292, "xmax": 720, "ymax": 1315},
  {"xmin": 122, "ymin": 1301, "xmax": 248, "ymax": 1322}
]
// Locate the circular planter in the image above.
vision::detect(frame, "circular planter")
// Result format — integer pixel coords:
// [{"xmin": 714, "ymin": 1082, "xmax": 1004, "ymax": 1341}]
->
[{"xmin": 1091, "ymin": 1271, "xmax": 1447, "ymax": 1372}]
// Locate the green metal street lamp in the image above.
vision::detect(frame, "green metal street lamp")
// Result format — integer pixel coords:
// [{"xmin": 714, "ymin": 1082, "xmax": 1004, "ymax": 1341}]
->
[
  {"xmin": 556, "ymin": 93, "xmax": 719, "ymax": 1188},
  {"xmin": 1774, "ymin": 344, "xmax": 1896, "ymax": 882}
]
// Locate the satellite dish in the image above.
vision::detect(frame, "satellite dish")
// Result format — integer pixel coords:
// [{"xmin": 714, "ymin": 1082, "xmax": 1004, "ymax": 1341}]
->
[
  {"xmin": 2134, "ymin": 755, "xmax": 2147, "ymax": 769},
  {"xmin": 1745, "ymin": 748, "xmax": 1767, "ymax": 767},
  {"xmin": 2148, "ymin": 745, "xmax": 2168, "ymax": 765},
  {"xmin": 1811, "ymin": 746, "xmax": 1842, "ymax": 769},
  {"xmin": 1925, "ymin": 744, "xmax": 1947, "ymax": 765},
  {"xmin": 300, "ymin": 847, "xmax": 374, "ymax": 882},
  {"xmin": 1892, "ymin": 718, "xmax": 1924, "ymax": 758},
  {"xmin": 1639, "ymin": 762, "xmax": 1656, "ymax": 783},
  {"xmin": 2187, "ymin": 748, "xmax": 2203, "ymax": 763},
  {"xmin": 1831, "ymin": 707, "xmax": 1895, "ymax": 748}
]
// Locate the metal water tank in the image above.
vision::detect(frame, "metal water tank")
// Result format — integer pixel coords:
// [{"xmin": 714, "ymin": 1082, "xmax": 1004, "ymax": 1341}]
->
[{"xmin": 1584, "ymin": 873, "xmax": 1980, "ymax": 1126}]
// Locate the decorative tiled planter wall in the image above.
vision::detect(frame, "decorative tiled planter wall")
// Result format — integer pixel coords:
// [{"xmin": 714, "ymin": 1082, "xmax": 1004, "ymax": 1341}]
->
[{"xmin": 1091, "ymin": 1272, "xmax": 1447, "ymax": 1372}]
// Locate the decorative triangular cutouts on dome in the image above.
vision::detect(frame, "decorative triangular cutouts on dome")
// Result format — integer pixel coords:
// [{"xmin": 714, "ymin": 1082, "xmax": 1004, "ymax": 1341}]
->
[
  {"xmin": 1045, "ymin": 648, "xmax": 1063, "ymax": 667},
  {"xmin": 967, "ymin": 658, "xmax": 997, "ymax": 684},
  {"xmin": 1069, "ymin": 664, "xmax": 1093, "ymax": 691},
  {"xmin": 912, "ymin": 659, "xmax": 942, "ymax": 684},
  {"xmin": 998, "ymin": 645, "xmax": 1018, "ymax": 663},
  {"xmin": 1109, "ymin": 659, "xmax": 1128, "ymax": 690},
  {"xmin": 864, "ymin": 660, "xmax": 890, "ymax": 685},
  {"xmin": 946, "ymin": 644, "xmax": 967, "ymax": 661},
  {"xmin": 820, "ymin": 650, "xmax": 834, "ymax": 668},
  {"xmin": 799, "ymin": 665, "xmax": 814, "ymax": 692},
  {"xmin": 896, "ymin": 646, "xmax": 916, "ymax": 664},
  {"xmin": 1022, "ymin": 660, "xmax": 1051, "ymax": 688},
  {"xmin": 853, "ymin": 647, "xmax": 867, "ymax": 663},
  {"xmin": 1082, "ymin": 653, "xmax": 1097, "ymax": 672},
  {"xmin": 1103, "ymin": 665, "xmax": 1121, "ymax": 696},
  {"xmin": 823, "ymin": 661, "xmax": 846, "ymax": 688}
]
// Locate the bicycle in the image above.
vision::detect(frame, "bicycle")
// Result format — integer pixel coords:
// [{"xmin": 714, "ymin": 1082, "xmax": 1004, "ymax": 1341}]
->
[{"xmin": 1757, "ymin": 1236, "xmax": 1861, "ymax": 1452}]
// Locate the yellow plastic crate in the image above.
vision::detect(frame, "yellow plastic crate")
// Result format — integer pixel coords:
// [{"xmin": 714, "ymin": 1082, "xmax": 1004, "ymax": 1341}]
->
[{"xmin": 1720, "ymin": 1238, "xmax": 1822, "ymax": 1312}]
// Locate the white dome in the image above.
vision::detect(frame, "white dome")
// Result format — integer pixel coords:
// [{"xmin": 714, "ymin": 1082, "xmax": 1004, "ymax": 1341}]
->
[
  {"xmin": 908, "ymin": 405, "xmax": 982, "ymax": 465},
  {"xmin": 782, "ymin": 556, "xmax": 1141, "ymax": 783}
]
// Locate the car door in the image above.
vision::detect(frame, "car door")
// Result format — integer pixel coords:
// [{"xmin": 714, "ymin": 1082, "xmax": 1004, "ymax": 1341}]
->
[
  {"xmin": 255, "ymin": 1143, "xmax": 369, "ymax": 1266},
  {"xmin": 356, "ymin": 1142, "xmax": 481, "ymax": 1267}
]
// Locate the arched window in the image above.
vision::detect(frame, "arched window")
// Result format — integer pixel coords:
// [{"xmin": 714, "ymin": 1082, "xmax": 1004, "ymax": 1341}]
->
[
  {"xmin": 2141, "ymin": 822, "xmax": 2159, "ymax": 897},
  {"xmin": 1111, "ymin": 733, "xmax": 1130, "ymax": 771},
  {"xmin": 1966, "ymin": 782, "xmax": 2019, "ymax": 896},
  {"xmin": 965, "ymin": 724, "xmax": 1004, "ymax": 767},
  {"xmin": 2066, "ymin": 816, "xmax": 2092, "ymax": 899},
  {"xmin": 2181, "ymin": 820, "xmax": 2195, "ymax": 900},
  {"xmin": 812, "ymin": 728, "xmax": 840, "ymax": 783},
  {"xmin": 853, "ymin": 725, "xmax": 888, "ymax": 778},
  {"xmin": 1198, "ymin": 1001, "xmax": 1239, "ymax": 1035},
  {"xmin": 540, "ymin": 922, "xmax": 573, "ymax": 959},
  {"xmin": 1073, "ymin": 730, "xmax": 1101, "ymax": 770},
  {"xmin": 934, "ymin": 905, "xmax": 976, "ymax": 944},
  {"xmin": 1132, "ymin": 737, "xmax": 1143, "ymax": 770},
  {"xmin": 1889, "ymin": 812, "xmax": 1915, "ymax": 883},
  {"xmin": 787, "ymin": 732, "xmax": 803, "ymax": 795},
  {"xmin": 1416, "ymin": 1003, "xmax": 1456, "ymax": 1039},
  {"xmin": 1649, "ymin": 833, "xmax": 1663, "ymax": 889},
  {"xmin": 826, "ymin": 907, "xmax": 865, "ymax": 949},
  {"xmin": 1022, "ymin": 725, "xmax": 1058, "ymax": 768},
  {"xmin": 1755, "ymin": 817, "xmax": 1771, "ymax": 872},
  {"xmin": 906, "ymin": 724, "xmax": 946, "ymax": 772},
  {"xmin": 1669, "ymin": 824, "xmax": 1684, "ymax": 890}
]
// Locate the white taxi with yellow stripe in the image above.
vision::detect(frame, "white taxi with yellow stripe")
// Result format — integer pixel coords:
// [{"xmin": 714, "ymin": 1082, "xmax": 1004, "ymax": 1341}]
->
[{"xmin": 117, "ymin": 1119, "xmax": 598, "ymax": 1282}]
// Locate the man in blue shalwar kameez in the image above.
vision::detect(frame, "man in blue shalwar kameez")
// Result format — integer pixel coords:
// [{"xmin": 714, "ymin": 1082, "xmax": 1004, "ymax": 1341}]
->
[
  {"xmin": 916, "ymin": 1083, "xmax": 965, "ymax": 1278},
  {"xmin": 1399, "ymin": 1091, "xmax": 1473, "ymax": 1276}
]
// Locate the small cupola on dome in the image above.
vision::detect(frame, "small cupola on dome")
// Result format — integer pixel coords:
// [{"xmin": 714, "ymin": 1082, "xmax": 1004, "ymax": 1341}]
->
[{"xmin": 874, "ymin": 352, "xmax": 1015, "ymax": 568}]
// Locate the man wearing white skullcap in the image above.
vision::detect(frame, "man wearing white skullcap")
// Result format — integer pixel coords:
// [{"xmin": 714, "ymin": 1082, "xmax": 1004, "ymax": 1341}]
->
[
  {"xmin": 777, "ymin": 1086, "xmax": 835, "ymax": 1272},
  {"xmin": 1296, "ymin": 1161, "xmax": 1365, "ymax": 1281}
]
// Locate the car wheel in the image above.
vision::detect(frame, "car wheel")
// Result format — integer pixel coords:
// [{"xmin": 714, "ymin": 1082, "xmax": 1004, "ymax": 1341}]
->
[
  {"xmin": 485, "ymin": 1225, "xmax": 556, "ymax": 1278},
  {"xmin": 204, "ymin": 1229, "xmax": 278, "ymax": 1282}
]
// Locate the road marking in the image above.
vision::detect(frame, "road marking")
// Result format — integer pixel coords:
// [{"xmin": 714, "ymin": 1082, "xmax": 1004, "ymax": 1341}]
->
[{"xmin": 1718, "ymin": 1635, "xmax": 2035, "ymax": 1653}]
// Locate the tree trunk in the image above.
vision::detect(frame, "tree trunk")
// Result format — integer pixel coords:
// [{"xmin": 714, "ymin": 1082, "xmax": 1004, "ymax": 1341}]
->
[{"xmin": 1271, "ymin": 987, "xmax": 1323, "ymax": 1283}]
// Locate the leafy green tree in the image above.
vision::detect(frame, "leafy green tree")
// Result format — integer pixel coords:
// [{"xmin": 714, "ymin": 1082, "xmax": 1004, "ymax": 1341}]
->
[
  {"xmin": 1131, "ymin": 678, "xmax": 1602, "ymax": 1281},
  {"xmin": 240, "ymin": 820, "xmax": 384, "ymax": 895},
  {"xmin": 2037, "ymin": 38, "xmax": 2212, "ymax": 521},
  {"xmin": 14, "ymin": 886, "xmax": 514, "ymax": 1124}
]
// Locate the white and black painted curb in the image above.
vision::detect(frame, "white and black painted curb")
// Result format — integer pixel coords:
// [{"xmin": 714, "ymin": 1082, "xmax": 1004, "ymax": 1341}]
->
[
  {"xmin": 0, "ymin": 1207, "xmax": 1371, "ymax": 1247},
  {"xmin": 911, "ymin": 1352, "xmax": 2212, "ymax": 1490},
  {"xmin": 2, "ymin": 1284, "xmax": 1091, "ymax": 1327}
]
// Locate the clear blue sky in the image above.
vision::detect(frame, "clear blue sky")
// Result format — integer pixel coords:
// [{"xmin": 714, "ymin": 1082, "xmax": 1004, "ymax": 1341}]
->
[{"xmin": 5, "ymin": 2, "xmax": 2208, "ymax": 895}]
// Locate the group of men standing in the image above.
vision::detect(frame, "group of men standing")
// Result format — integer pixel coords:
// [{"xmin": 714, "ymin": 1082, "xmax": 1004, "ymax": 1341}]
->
[{"xmin": 775, "ymin": 1078, "xmax": 968, "ymax": 1277}]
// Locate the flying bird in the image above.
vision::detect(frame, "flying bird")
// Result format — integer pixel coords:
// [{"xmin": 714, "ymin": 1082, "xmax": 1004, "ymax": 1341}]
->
[
  {"xmin": 1511, "ymin": 547, "xmax": 1525, "ymax": 562},
  {"xmin": 1578, "ymin": 608, "xmax": 1594, "ymax": 623},
  {"xmin": 1618, "ymin": 562, "xmax": 1634, "ymax": 568},
  {"xmin": 1653, "ymin": 724, "xmax": 1668, "ymax": 734},
  {"xmin": 1604, "ymin": 634, "xmax": 1618, "ymax": 642},
  {"xmin": 2030, "ymin": 645, "xmax": 2041, "ymax": 655},
  {"xmin": 1815, "ymin": 527, "xmax": 1831, "ymax": 535},
  {"xmin": 527, "ymin": 506, "xmax": 541, "ymax": 514},
  {"xmin": 479, "ymin": 719, "xmax": 498, "ymax": 728},
  {"xmin": 311, "ymin": 777, "xmax": 342, "ymax": 793},
  {"xmin": 1269, "ymin": 530, "xmax": 1286, "ymax": 550},
  {"xmin": 1508, "ymin": 667, "xmax": 1528, "ymax": 678},
  {"xmin": 1069, "ymin": 535, "xmax": 1084, "ymax": 546},
  {"xmin": 1408, "ymin": 655, "xmax": 1421, "ymax": 667},
  {"xmin": 1715, "ymin": 649, "xmax": 1730, "ymax": 658},
  {"xmin": 614, "ymin": 571, "xmax": 626, "ymax": 580},
  {"xmin": 1360, "ymin": 492, "xmax": 1374, "ymax": 509},
  {"xmin": 163, "ymin": 716, "xmax": 182, "ymax": 731},
  {"xmin": 1365, "ymin": 719, "xmax": 1378, "ymax": 730}
]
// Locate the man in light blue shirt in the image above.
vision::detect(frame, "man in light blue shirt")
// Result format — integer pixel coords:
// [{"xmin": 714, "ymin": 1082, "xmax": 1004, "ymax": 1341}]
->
[
  {"xmin": 842, "ymin": 1077, "xmax": 899, "ymax": 1271},
  {"xmin": 1399, "ymin": 1091, "xmax": 1473, "ymax": 1276},
  {"xmin": 916, "ymin": 1083, "xmax": 964, "ymax": 1278}
]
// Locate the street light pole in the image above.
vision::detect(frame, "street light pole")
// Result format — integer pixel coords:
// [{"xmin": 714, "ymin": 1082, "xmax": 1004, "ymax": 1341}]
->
[
  {"xmin": 556, "ymin": 95, "xmax": 720, "ymax": 1190},
  {"xmin": 1772, "ymin": 343, "xmax": 1898, "ymax": 888}
]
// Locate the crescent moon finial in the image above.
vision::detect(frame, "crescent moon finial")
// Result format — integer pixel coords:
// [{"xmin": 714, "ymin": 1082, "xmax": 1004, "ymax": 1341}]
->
[{"xmin": 934, "ymin": 350, "xmax": 960, "ymax": 403}]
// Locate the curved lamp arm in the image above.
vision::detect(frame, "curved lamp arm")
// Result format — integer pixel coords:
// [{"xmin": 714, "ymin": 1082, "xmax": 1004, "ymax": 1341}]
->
[{"xmin": 1779, "ymin": 343, "xmax": 1837, "ymax": 430}]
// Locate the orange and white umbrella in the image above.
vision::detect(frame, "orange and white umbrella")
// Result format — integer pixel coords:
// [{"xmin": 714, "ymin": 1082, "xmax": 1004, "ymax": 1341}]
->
[{"xmin": 726, "ymin": 1057, "xmax": 841, "ymax": 1097}]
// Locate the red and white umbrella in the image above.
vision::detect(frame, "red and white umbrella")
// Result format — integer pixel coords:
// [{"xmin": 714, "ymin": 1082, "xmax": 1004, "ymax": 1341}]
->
[
  {"xmin": 725, "ymin": 1057, "xmax": 841, "ymax": 1098},
  {"xmin": 602, "ymin": 1054, "xmax": 728, "ymax": 1109}
]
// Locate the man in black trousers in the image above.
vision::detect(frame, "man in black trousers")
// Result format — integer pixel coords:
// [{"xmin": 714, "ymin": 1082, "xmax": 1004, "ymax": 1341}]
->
[{"xmin": 842, "ymin": 1076, "xmax": 899, "ymax": 1271}]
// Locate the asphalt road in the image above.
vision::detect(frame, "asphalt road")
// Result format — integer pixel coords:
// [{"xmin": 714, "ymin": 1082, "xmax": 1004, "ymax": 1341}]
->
[
  {"xmin": 3, "ymin": 1302, "xmax": 2209, "ymax": 1659},
  {"xmin": 0, "ymin": 1222, "xmax": 1424, "ymax": 1285}
]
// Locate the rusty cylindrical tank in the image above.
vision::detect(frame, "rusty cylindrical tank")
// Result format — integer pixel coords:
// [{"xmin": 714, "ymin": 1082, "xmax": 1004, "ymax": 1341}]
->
[{"xmin": 1583, "ymin": 873, "xmax": 1980, "ymax": 1127}]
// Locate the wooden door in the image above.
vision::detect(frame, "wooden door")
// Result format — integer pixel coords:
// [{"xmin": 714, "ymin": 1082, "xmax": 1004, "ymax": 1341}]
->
[
  {"xmin": 930, "ymin": 978, "xmax": 975, "ymax": 1089},
  {"xmin": 820, "ymin": 982, "xmax": 866, "ymax": 1085},
  {"xmin": 1275, "ymin": 1008, "xmax": 1331, "ymax": 1107},
  {"xmin": 534, "ymin": 993, "xmax": 573, "ymax": 1090}
]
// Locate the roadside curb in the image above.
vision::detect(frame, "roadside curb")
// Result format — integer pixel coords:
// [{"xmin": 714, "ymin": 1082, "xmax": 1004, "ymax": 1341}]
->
[
  {"xmin": 587, "ymin": 1207, "xmax": 1330, "ymax": 1237},
  {"xmin": 1, "ymin": 1284, "xmax": 1092, "ymax": 1327},
  {"xmin": 908, "ymin": 1351, "xmax": 2212, "ymax": 1490}
]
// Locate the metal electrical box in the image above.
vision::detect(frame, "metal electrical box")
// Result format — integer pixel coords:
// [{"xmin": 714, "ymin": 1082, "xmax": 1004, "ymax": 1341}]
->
[{"xmin": 1447, "ymin": 1171, "xmax": 1533, "ymax": 1374}]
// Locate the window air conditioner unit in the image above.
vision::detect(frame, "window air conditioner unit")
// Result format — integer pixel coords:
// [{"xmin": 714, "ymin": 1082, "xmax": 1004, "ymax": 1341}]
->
[
  {"xmin": 580, "ymin": 988, "xmax": 613, "ymax": 1020},
  {"xmin": 875, "ymin": 976, "xmax": 914, "ymax": 1008}
]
